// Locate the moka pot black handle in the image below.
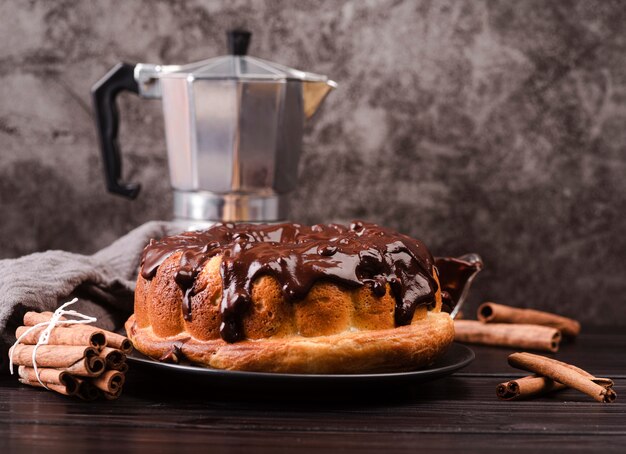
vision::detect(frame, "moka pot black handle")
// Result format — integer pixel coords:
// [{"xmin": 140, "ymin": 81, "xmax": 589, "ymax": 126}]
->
[{"xmin": 91, "ymin": 62, "xmax": 141, "ymax": 199}]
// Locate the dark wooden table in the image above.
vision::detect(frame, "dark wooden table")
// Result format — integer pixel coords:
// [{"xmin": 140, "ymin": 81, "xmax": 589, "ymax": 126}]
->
[{"xmin": 1, "ymin": 330, "xmax": 624, "ymax": 453}]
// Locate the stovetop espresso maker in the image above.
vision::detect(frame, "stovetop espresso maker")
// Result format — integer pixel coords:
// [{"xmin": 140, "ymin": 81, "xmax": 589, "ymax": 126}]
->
[{"xmin": 92, "ymin": 30, "xmax": 336, "ymax": 225}]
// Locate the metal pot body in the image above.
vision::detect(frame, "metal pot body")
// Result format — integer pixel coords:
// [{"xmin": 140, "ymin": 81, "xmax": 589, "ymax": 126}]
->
[{"xmin": 160, "ymin": 77, "xmax": 304, "ymax": 196}]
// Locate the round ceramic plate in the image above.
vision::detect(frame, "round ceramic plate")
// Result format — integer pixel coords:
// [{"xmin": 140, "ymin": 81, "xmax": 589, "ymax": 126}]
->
[{"xmin": 127, "ymin": 343, "xmax": 474, "ymax": 394}]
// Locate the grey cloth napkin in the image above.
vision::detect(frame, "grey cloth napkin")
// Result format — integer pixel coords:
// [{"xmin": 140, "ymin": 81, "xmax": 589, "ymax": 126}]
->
[{"xmin": 0, "ymin": 220, "xmax": 180, "ymax": 372}]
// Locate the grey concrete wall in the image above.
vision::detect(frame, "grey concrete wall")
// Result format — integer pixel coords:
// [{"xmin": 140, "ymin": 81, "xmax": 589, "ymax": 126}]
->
[{"xmin": 1, "ymin": 0, "xmax": 624, "ymax": 325}]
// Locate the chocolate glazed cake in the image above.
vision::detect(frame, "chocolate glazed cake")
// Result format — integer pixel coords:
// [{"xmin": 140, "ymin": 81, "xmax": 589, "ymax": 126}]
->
[{"xmin": 125, "ymin": 221, "xmax": 458, "ymax": 373}]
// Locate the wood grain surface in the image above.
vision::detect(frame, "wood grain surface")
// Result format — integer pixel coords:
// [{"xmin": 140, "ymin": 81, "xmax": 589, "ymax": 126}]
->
[{"xmin": 1, "ymin": 331, "xmax": 624, "ymax": 453}]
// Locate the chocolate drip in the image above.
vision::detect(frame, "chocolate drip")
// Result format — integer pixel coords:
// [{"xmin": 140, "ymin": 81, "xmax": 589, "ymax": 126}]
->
[{"xmin": 140, "ymin": 221, "xmax": 438, "ymax": 343}]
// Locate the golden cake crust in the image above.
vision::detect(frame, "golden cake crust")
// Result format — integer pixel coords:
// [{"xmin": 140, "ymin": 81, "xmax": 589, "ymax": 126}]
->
[{"xmin": 125, "ymin": 311, "xmax": 453, "ymax": 373}]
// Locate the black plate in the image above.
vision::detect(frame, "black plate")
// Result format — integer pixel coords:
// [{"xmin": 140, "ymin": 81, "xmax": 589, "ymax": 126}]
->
[{"xmin": 126, "ymin": 343, "xmax": 474, "ymax": 396}]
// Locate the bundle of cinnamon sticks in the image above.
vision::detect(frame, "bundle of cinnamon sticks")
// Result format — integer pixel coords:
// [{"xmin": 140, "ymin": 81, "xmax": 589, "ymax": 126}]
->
[
  {"xmin": 498, "ymin": 352, "xmax": 616, "ymax": 403},
  {"xmin": 454, "ymin": 302, "xmax": 580, "ymax": 352},
  {"xmin": 10, "ymin": 311, "xmax": 132, "ymax": 400}
]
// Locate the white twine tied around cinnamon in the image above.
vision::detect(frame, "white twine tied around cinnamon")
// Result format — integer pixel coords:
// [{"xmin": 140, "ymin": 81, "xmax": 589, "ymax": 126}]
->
[{"xmin": 8, "ymin": 298, "xmax": 97, "ymax": 388}]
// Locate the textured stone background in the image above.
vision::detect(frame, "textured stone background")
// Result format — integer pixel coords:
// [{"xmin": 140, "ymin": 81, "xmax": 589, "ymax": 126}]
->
[{"xmin": 0, "ymin": 0, "xmax": 624, "ymax": 325}]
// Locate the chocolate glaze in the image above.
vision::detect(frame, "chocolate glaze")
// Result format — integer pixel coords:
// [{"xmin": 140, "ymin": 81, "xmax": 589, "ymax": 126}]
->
[{"xmin": 140, "ymin": 221, "xmax": 438, "ymax": 343}]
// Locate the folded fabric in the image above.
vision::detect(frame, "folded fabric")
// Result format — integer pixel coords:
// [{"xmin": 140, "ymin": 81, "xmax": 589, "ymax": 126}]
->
[{"xmin": 0, "ymin": 221, "xmax": 180, "ymax": 372}]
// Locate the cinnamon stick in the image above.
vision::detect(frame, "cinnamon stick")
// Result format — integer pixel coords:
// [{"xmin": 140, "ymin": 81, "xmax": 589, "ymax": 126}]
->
[
  {"xmin": 17, "ymin": 366, "xmax": 79, "ymax": 395},
  {"xmin": 63, "ymin": 355, "xmax": 106, "ymax": 377},
  {"xmin": 75, "ymin": 378, "xmax": 101, "ymax": 401},
  {"xmin": 103, "ymin": 388, "xmax": 123, "ymax": 400},
  {"xmin": 92, "ymin": 370, "xmax": 125, "ymax": 394},
  {"xmin": 454, "ymin": 320, "xmax": 561, "ymax": 352},
  {"xmin": 109, "ymin": 362, "xmax": 129, "ymax": 374},
  {"xmin": 99, "ymin": 347, "xmax": 126, "ymax": 370},
  {"xmin": 10, "ymin": 344, "xmax": 105, "ymax": 376},
  {"xmin": 69, "ymin": 325, "xmax": 133, "ymax": 354},
  {"xmin": 19, "ymin": 378, "xmax": 76, "ymax": 396},
  {"xmin": 10, "ymin": 344, "xmax": 99, "ymax": 369},
  {"xmin": 23, "ymin": 311, "xmax": 133, "ymax": 353},
  {"xmin": 478, "ymin": 302, "xmax": 581, "ymax": 338},
  {"xmin": 507, "ymin": 352, "xmax": 617, "ymax": 403},
  {"xmin": 23, "ymin": 311, "xmax": 65, "ymax": 326},
  {"xmin": 496, "ymin": 375, "xmax": 565, "ymax": 400},
  {"xmin": 15, "ymin": 325, "xmax": 106, "ymax": 350}
]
